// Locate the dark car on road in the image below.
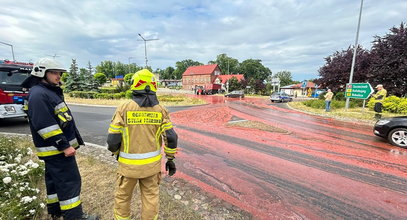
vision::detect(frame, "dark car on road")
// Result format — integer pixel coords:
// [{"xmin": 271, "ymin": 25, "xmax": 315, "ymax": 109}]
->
[
  {"xmin": 374, "ymin": 116, "xmax": 407, "ymax": 148},
  {"xmin": 270, "ymin": 92, "xmax": 293, "ymax": 103},
  {"xmin": 224, "ymin": 90, "xmax": 244, "ymax": 98}
]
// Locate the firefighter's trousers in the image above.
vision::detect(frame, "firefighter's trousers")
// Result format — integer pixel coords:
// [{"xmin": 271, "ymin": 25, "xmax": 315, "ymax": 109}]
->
[
  {"xmin": 114, "ymin": 173, "xmax": 161, "ymax": 220},
  {"xmin": 45, "ymin": 155, "xmax": 83, "ymax": 220}
]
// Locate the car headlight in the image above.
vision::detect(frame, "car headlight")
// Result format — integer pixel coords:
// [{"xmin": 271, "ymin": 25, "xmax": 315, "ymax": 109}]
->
[{"xmin": 376, "ymin": 119, "xmax": 390, "ymax": 125}]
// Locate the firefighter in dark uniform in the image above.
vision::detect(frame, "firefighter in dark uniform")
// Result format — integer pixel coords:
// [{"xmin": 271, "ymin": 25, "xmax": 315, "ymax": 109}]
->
[
  {"xmin": 107, "ymin": 69, "xmax": 178, "ymax": 220},
  {"xmin": 21, "ymin": 58, "xmax": 99, "ymax": 220}
]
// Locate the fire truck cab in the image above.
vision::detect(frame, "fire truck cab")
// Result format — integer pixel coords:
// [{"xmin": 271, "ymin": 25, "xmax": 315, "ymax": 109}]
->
[{"xmin": 0, "ymin": 60, "xmax": 33, "ymax": 119}]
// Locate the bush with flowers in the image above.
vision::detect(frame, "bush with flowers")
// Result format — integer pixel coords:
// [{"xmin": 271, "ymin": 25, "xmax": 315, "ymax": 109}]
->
[{"xmin": 0, "ymin": 135, "xmax": 45, "ymax": 219}]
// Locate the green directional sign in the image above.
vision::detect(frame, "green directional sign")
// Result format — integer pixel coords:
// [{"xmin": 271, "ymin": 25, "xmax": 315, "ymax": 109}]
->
[{"xmin": 345, "ymin": 83, "xmax": 374, "ymax": 99}]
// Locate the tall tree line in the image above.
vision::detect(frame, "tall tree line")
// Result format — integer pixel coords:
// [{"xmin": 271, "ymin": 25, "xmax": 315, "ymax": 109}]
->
[{"xmin": 317, "ymin": 23, "xmax": 407, "ymax": 96}]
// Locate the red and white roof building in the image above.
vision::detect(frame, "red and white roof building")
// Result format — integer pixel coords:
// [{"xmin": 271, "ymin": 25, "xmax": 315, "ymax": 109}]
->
[{"xmin": 182, "ymin": 64, "xmax": 244, "ymax": 91}]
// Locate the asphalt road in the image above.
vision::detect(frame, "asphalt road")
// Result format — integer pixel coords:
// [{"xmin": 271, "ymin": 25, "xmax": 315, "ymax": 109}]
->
[
  {"xmin": 1, "ymin": 97, "xmax": 406, "ymax": 219},
  {"xmin": 0, "ymin": 104, "xmax": 191, "ymax": 146}
]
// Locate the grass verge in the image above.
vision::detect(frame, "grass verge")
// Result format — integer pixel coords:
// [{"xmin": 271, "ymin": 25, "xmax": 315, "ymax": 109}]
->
[
  {"xmin": 64, "ymin": 94, "xmax": 206, "ymax": 107},
  {"xmin": 227, "ymin": 120, "xmax": 290, "ymax": 133},
  {"xmin": 288, "ymin": 101, "xmax": 402, "ymax": 124},
  {"xmin": 1, "ymin": 136, "xmax": 250, "ymax": 219}
]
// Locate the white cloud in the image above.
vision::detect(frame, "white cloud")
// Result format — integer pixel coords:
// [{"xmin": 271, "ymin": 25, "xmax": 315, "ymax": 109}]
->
[{"xmin": 0, "ymin": 0, "xmax": 406, "ymax": 80}]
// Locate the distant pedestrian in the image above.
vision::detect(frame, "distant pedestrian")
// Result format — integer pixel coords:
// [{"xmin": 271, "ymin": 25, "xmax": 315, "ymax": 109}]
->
[
  {"xmin": 372, "ymin": 84, "xmax": 387, "ymax": 120},
  {"xmin": 324, "ymin": 89, "xmax": 334, "ymax": 112}
]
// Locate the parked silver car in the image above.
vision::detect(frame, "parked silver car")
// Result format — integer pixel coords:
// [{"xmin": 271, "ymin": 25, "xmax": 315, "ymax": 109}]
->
[{"xmin": 270, "ymin": 92, "xmax": 293, "ymax": 102}]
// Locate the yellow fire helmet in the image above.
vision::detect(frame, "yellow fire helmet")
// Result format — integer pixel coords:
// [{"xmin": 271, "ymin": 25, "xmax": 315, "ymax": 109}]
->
[{"xmin": 130, "ymin": 69, "xmax": 157, "ymax": 92}]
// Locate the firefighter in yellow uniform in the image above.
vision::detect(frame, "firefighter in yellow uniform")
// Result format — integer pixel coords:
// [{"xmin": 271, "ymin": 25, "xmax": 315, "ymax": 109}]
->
[
  {"xmin": 107, "ymin": 69, "xmax": 178, "ymax": 220},
  {"xmin": 372, "ymin": 84, "xmax": 387, "ymax": 120}
]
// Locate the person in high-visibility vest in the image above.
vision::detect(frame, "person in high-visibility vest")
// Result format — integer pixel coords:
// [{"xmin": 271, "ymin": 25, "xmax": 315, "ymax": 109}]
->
[
  {"xmin": 107, "ymin": 69, "xmax": 178, "ymax": 220},
  {"xmin": 372, "ymin": 84, "xmax": 387, "ymax": 120},
  {"xmin": 324, "ymin": 89, "xmax": 334, "ymax": 112}
]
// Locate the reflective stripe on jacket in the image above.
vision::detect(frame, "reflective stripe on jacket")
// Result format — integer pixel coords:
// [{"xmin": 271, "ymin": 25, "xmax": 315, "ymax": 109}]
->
[
  {"xmin": 27, "ymin": 83, "xmax": 84, "ymax": 160},
  {"xmin": 107, "ymin": 100, "xmax": 177, "ymax": 178}
]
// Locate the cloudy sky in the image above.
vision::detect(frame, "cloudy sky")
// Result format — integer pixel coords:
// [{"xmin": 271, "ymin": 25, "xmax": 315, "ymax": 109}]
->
[{"xmin": 1, "ymin": 0, "xmax": 406, "ymax": 80}]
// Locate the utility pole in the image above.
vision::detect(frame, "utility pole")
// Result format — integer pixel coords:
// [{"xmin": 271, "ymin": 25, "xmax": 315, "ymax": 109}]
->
[
  {"xmin": 138, "ymin": 33, "xmax": 159, "ymax": 68},
  {"xmin": 345, "ymin": 0, "xmax": 364, "ymax": 110},
  {"xmin": 0, "ymin": 41, "xmax": 15, "ymax": 61}
]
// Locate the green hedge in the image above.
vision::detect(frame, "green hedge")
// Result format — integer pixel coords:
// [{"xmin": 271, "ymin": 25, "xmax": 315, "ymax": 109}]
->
[
  {"xmin": 367, "ymin": 96, "xmax": 407, "ymax": 114},
  {"xmin": 303, "ymin": 99, "xmax": 359, "ymax": 109},
  {"xmin": 68, "ymin": 91, "xmax": 126, "ymax": 99},
  {"xmin": 99, "ymin": 87, "xmax": 119, "ymax": 94}
]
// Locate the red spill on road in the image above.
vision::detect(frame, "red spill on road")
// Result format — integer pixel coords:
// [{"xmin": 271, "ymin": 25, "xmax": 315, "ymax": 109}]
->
[{"xmin": 169, "ymin": 96, "xmax": 407, "ymax": 219}]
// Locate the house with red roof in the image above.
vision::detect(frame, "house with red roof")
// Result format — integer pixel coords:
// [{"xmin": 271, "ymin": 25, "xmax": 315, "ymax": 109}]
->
[
  {"xmin": 182, "ymin": 64, "xmax": 221, "ymax": 91},
  {"xmin": 182, "ymin": 64, "xmax": 244, "ymax": 93},
  {"xmin": 280, "ymin": 81, "xmax": 317, "ymax": 97}
]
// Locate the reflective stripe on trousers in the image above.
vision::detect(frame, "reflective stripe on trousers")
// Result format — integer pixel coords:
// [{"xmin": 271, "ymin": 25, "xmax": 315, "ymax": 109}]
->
[
  {"xmin": 47, "ymin": 193, "xmax": 59, "ymax": 204},
  {"xmin": 60, "ymin": 196, "xmax": 81, "ymax": 210}
]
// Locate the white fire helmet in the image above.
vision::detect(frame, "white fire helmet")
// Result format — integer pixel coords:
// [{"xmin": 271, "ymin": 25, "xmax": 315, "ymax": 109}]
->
[{"xmin": 31, "ymin": 58, "xmax": 67, "ymax": 78}]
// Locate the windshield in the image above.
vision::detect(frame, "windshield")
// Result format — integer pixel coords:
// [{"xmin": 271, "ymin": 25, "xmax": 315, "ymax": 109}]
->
[{"xmin": 0, "ymin": 70, "xmax": 30, "ymax": 85}]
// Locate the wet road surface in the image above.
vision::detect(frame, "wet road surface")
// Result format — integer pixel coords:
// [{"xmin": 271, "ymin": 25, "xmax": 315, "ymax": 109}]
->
[
  {"xmin": 1, "ymin": 96, "xmax": 406, "ymax": 219},
  {"xmin": 171, "ymin": 96, "xmax": 407, "ymax": 220}
]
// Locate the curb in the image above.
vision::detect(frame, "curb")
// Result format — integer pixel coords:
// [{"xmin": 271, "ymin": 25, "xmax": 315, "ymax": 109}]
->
[{"xmin": 0, "ymin": 132, "xmax": 106, "ymax": 149}]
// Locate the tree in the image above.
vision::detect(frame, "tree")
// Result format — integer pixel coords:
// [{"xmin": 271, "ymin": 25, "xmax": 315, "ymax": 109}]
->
[
  {"xmin": 209, "ymin": 53, "xmax": 240, "ymax": 74},
  {"xmin": 94, "ymin": 73, "xmax": 107, "ymax": 86},
  {"xmin": 173, "ymin": 59, "xmax": 203, "ymax": 79},
  {"xmin": 228, "ymin": 76, "xmax": 241, "ymax": 91},
  {"xmin": 158, "ymin": 66, "xmax": 175, "ymax": 80},
  {"xmin": 64, "ymin": 59, "xmax": 82, "ymax": 92},
  {"xmin": 87, "ymin": 61, "xmax": 93, "ymax": 75},
  {"xmin": 238, "ymin": 59, "xmax": 271, "ymax": 82},
  {"xmin": 316, "ymin": 46, "xmax": 370, "ymax": 91},
  {"xmin": 274, "ymin": 71, "xmax": 294, "ymax": 87},
  {"xmin": 61, "ymin": 72, "xmax": 69, "ymax": 83},
  {"xmin": 369, "ymin": 23, "xmax": 407, "ymax": 96},
  {"xmin": 96, "ymin": 61, "xmax": 115, "ymax": 78}
]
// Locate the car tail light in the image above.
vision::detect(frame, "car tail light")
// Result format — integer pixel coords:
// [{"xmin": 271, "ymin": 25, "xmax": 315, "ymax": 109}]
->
[{"xmin": 0, "ymin": 89, "xmax": 14, "ymax": 104}]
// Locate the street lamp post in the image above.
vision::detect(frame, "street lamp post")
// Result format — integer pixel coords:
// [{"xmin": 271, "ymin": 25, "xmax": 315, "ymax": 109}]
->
[
  {"xmin": 138, "ymin": 33, "xmax": 159, "ymax": 68},
  {"xmin": 0, "ymin": 41, "xmax": 15, "ymax": 61},
  {"xmin": 345, "ymin": 0, "xmax": 364, "ymax": 110}
]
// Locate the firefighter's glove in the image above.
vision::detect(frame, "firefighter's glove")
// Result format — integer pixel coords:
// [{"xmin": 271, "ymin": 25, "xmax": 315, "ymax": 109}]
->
[{"xmin": 165, "ymin": 159, "xmax": 176, "ymax": 176}]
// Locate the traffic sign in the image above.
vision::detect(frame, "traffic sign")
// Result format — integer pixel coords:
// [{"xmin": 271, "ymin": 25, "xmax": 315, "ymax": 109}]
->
[{"xmin": 345, "ymin": 83, "xmax": 373, "ymax": 99}]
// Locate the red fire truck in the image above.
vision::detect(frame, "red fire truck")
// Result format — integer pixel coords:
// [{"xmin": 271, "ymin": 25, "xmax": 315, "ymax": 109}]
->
[{"xmin": 0, "ymin": 60, "xmax": 33, "ymax": 119}]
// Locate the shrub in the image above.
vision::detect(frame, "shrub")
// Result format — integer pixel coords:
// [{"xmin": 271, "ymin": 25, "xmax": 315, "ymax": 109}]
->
[
  {"xmin": 334, "ymin": 92, "xmax": 345, "ymax": 101},
  {"xmin": 93, "ymin": 73, "xmax": 107, "ymax": 86},
  {"xmin": 159, "ymin": 95, "xmax": 185, "ymax": 102},
  {"xmin": 382, "ymin": 96, "xmax": 401, "ymax": 113},
  {"xmin": 125, "ymin": 90, "xmax": 133, "ymax": 99},
  {"xmin": 0, "ymin": 136, "xmax": 45, "ymax": 219},
  {"xmin": 303, "ymin": 99, "xmax": 325, "ymax": 109},
  {"xmin": 303, "ymin": 99, "xmax": 359, "ymax": 109},
  {"xmin": 367, "ymin": 96, "xmax": 407, "ymax": 113},
  {"xmin": 99, "ymin": 87, "xmax": 119, "ymax": 94},
  {"xmin": 68, "ymin": 91, "xmax": 98, "ymax": 99}
]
